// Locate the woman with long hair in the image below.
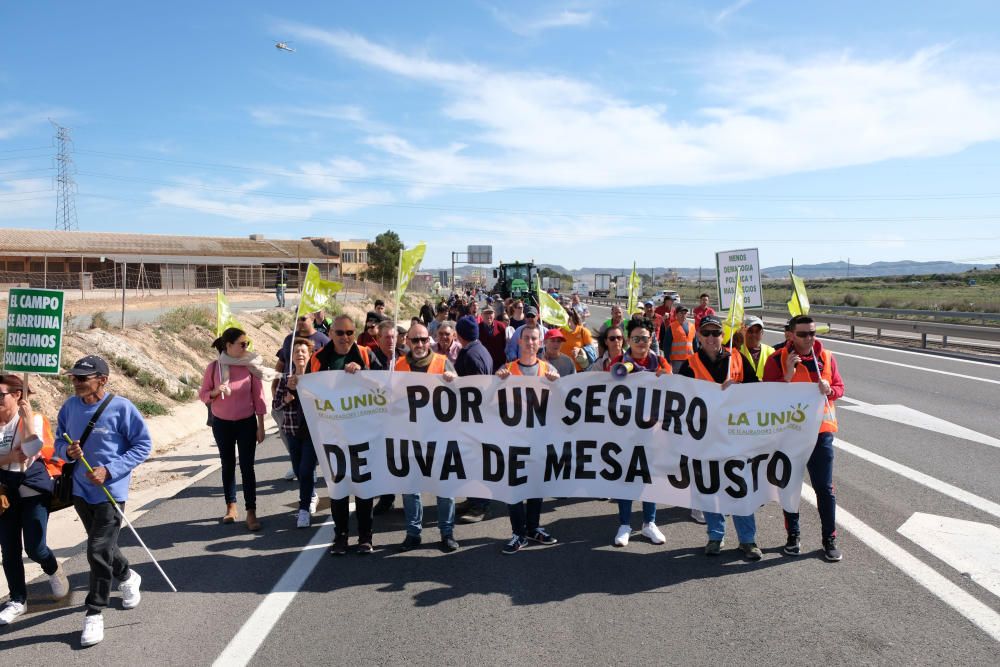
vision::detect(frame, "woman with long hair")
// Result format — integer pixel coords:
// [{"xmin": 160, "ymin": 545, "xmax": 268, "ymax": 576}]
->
[
  {"xmin": 199, "ymin": 327, "xmax": 275, "ymax": 531},
  {"xmin": 274, "ymin": 337, "xmax": 319, "ymax": 528},
  {"xmin": 0, "ymin": 374, "xmax": 67, "ymax": 626}
]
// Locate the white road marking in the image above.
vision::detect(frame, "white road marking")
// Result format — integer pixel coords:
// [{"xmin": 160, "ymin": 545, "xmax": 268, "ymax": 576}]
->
[
  {"xmin": 833, "ymin": 437, "xmax": 1000, "ymax": 520},
  {"xmin": 830, "ymin": 350, "xmax": 1000, "ymax": 385},
  {"xmin": 800, "ymin": 486, "xmax": 1000, "ymax": 642},
  {"xmin": 839, "ymin": 400, "xmax": 1000, "ymax": 449},
  {"xmin": 816, "ymin": 335, "xmax": 1000, "ymax": 368},
  {"xmin": 898, "ymin": 512, "xmax": 1000, "ymax": 599},
  {"xmin": 213, "ymin": 520, "xmax": 335, "ymax": 667}
]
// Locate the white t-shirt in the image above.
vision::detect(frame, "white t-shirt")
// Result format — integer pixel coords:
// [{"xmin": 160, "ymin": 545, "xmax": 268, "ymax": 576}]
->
[{"xmin": 0, "ymin": 414, "xmax": 45, "ymax": 497}]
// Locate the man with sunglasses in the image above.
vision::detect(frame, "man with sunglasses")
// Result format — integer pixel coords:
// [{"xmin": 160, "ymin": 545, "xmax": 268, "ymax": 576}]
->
[
  {"xmin": 762, "ymin": 315, "xmax": 845, "ymax": 562},
  {"xmin": 54, "ymin": 356, "xmax": 151, "ymax": 647},
  {"xmin": 395, "ymin": 323, "xmax": 461, "ymax": 552},
  {"xmin": 678, "ymin": 315, "xmax": 762, "ymax": 560},
  {"xmin": 306, "ymin": 315, "xmax": 377, "ymax": 555}
]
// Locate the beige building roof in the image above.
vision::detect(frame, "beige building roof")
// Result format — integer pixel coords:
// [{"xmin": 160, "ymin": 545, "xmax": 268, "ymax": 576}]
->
[{"xmin": 0, "ymin": 228, "xmax": 338, "ymax": 264}]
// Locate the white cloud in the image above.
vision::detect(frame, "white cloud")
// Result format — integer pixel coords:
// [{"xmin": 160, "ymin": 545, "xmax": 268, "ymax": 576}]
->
[
  {"xmin": 490, "ymin": 7, "xmax": 595, "ymax": 36},
  {"xmin": 249, "ymin": 104, "xmax": 372, "ymax": 129},
  {"xmin": 280, "ymin": 27, "xmax": 1000, "ymax": 191},
  {"xmin": 0, "ymin": 176, "xmax": 52, "ymax": 220},
  {"xmin": 714, "ymin": 0, "xmax": 752, "ymax": 25},
  {"xmin": 0, "ymin": 103, "xmax": 68, "ymax": 140}
]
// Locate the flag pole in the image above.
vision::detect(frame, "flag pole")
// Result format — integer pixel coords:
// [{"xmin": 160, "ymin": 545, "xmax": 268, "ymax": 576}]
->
[
  {"xmin": 727, "ymin": 268, "xmax": 739, "ymax": 379},
  {"xmin": 390, "ymin": 249, "xmax": 404, "ymax": 372}
]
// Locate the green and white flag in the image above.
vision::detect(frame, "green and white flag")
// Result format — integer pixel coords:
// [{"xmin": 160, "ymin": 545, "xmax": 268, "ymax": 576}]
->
[
  {"xmin": 537, "ymin": 284, "xmax": 568, "ymax": 329},
  {"xmin": 723, "ymin": 269, "xmax": 744, "ymax": 344},
  {"xmin": 397, "ymin": 241, "xmax": 427, "ymax": 301},
  {"xmin": 625, "ymin": 263, "xmax": 642, "ymax": 316},
  {"xmin": 297, "ymin": 263, "xmax": 343, "ymax": 319}
]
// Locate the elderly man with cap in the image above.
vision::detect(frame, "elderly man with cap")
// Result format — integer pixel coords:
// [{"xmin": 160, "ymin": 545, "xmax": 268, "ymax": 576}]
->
[
  {"xmin": 678, "ymin": 316, "xmax": 762, "ymax": 560},
  {"xmin": 504, "ymin": 305, "xmax": 547, "ymax": 362},
  {"xmin": 739, "ymin": 315, "xmax": 775, "ymax": 381},
  {"xmin": 540, "ymin": 328, "xmax": 577, "ymax": 377},
  {"xmin": 478, "ymin": 305, "xmax": 507, "ymax": 372},
  {"xmin": 54, "ymin": 355, "xmax": 152, "ymax": 647}
]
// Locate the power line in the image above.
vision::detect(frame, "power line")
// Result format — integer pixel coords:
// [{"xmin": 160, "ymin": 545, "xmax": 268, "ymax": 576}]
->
[
  {"xmin": 73, "ymin": 169, "xmax": 1000, "ymax": 224},
  {"xmin": 74, "ymin": 192, "xmax": 1000, "ymax": 244},
  {"xmin": 74, "ymin": 147, "xmax": 1000, "ymax": 203}
]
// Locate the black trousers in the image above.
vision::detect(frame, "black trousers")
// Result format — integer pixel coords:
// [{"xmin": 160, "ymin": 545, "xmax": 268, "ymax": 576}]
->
[
  {"xmin": 74, "ymin": 497, "xmax": 131, "ymax": 614},
  {"xmin": 211, "ymin": 416, "xmax": 258, "ymax": 510},
  {"xmin": 331, "ymin": 497, "xmax": 373, "ymax": 541}
]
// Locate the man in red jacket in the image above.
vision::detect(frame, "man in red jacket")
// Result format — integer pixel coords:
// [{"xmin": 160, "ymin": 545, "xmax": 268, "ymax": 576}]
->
[{"xmin": 762, "ymin": 315, "xmax": 845, "ymax": 562}]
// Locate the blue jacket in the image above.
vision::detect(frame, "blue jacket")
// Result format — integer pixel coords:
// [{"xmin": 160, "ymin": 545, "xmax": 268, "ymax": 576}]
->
[
  {"xmin": 55, "ymin": 395, "xmax": 152, "ymax": 504},
  {"xmin": 455, "ymin": 340, "xmax": 494, "ymax": 376}
]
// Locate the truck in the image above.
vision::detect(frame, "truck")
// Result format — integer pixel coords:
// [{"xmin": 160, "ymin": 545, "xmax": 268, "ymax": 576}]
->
[
  {"xmin": 492, "ymin": 261, "xmax": 539, "ymax": 306},
  {"xmin": 614, "ymin": 275, "xmax": 631, "ymax": 299},
  {"xmin": 541, "ymin": 276, "xmax": 562, "ymax": 292},
  {"xmin": 591, "ymin": 273, "xmax": 611, "ymax": 297}
]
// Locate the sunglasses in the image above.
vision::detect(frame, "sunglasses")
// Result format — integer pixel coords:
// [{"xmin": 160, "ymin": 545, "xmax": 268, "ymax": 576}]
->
[
  {"xmin": 334, "ymin": 330, "xmax": 355, "ymax": 337},
  {"xmin": 408, "ymin": 336, "xmax": 430, "ymax": 344},
  {"xmin": 235, "ymin": 341, "xmax": 249, "ymax": 349},
  {"xmin": 366, "ymin": 323, "xmax": 377, "ymax": 329},
  {"xmin": 606, "ymin": 335, "xmax": 624, "ymax": 341},
  {"xmin": 70, "ymin": 374, "xmax": 98, "ymax": 382},
  {"xmin": 795, "ymin": 331, "xmax": 817, "ymax": 338},
  {"xmin": 525, "ymin": 314, "xmax": 537, "ymax": 319},
  {"xmin": 0, "ymin": 391, "xmax": 13, "ymax": 398},
  {"xmin": 297, "ymin": 316, "xmax": 309, "ymax": 322},
  {"xmin": 630, "ymin": 335, "xmax": 650, "ymax": 343},
  {"xmin": 701, "ymin": 330, "xmax": 723, "ymax": 338}
]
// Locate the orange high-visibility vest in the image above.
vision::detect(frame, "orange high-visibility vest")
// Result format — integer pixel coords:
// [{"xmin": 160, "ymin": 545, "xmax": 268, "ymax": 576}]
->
[
  {"xmin": 669, "ymin": 320, "xmax": 695, "ymax": 362},
  {"xmin": 688, "ymin": 351, "xmax": 743, "ymax": 383},
  {"xmin": 781, "ymin": 346, "xmax": 838, "ymax": 433},
  {"xmin": 395, "ymin": 353, "xmax": 447, "ymax": 374},
  {"xmin": 309, "ymin": 344, "xmax": 370, "ymax": 373},
  {"xmin": 505, "ymin": 359, "xmax": 551, "ymax": 376},
  {"xmin": 18, "ymin": 415, "xmax": 59, "ymax": 478}
]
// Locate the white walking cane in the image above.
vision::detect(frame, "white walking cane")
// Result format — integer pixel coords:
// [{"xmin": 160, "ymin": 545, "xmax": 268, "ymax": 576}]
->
[{"xmin": 62, "ymin": 434, "xmax": 178, "ymax": 592}]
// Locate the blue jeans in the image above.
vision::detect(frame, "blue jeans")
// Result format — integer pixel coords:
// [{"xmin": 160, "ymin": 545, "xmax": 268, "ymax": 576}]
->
[
  {"xmin": 276, "ymin": 285, "xmax": 285, "ymax": 307},
  {"xmin": 286, "ymin": 431, "xmax": 317, "ymax": 511},
  {"xmin": 403, "ymin": 494, "xmax": 455, "ymax": 538},
  {"xmin": 0, "ymin": 494, "xmax": 58, "ymax": 604},
  {"xmin": 617, "ymin": 500, "xmax": 656, "ymax": 526},
  {"xmin": 704, "ymin": 512, "xmax": 757, "ymax": 543},
  {"xmin": 784, "ymin": 431, "xmax": 836, "ymax": 539}
]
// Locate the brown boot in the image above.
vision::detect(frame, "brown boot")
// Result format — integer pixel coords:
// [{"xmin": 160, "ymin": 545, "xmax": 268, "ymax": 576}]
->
[
  {"xmin": 222, "ymin": 503, "xmax": 238, "ymax": 524},
  {"xmin": 246, "ymin": 510, "xmax": 261, "ymax": 532}
]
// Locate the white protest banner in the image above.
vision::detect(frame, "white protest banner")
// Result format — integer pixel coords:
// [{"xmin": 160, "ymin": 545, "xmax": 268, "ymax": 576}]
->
[
  {"xmin": 297, "ymin": 371, "xmax": 825, "ymax": 515},
  {"xmin": 715, "ymin": 248, "xmax": 762, "ymax": 309}
]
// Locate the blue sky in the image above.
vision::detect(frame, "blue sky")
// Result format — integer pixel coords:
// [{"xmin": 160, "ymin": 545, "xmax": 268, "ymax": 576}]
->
[{"xmin": 4, "ymin": 1, "xmax": 1000, "ymax": 270}]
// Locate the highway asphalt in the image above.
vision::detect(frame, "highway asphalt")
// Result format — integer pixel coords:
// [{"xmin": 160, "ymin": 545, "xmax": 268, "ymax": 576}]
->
[{"xmin": 1, "ymin": 303, "xmax": 998, "ymax": 664}]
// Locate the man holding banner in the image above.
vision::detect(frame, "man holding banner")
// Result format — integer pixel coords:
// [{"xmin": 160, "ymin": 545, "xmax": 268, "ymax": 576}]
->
[
  {"xmin": 763, "ymin": 315, "xmax": 845, "ymax": 562},
  {"xmin": 395, "ymin": 323, "xmax": 461, "ymax": 553},
  {"xmin": 495, "ymin": 327, "xmax": 559, "ymax": 554},
  {"xmin": 679, "ymin": 315, "xmax": 762, "ymax": 560}
]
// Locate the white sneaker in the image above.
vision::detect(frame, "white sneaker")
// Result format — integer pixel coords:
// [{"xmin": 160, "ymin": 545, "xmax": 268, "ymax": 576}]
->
[
  {"xmin": 50, "ymin": 564, "xmax": 70, "ymax": 599},
  {"xmin": 119, "ymin": 569, "xmax": 142, "ymax": 609},
  {"xmin": 81, "ymin": 613, "xmax": 104, "ymax": 647},
  {"xmin": 690, "ymin": 509, "xmax": 706, "ymax": 524},
  {"xmin": 308, "ymin": 493, "xmax": 319, "ymax": 515},
  {"xmin": 0, "ymin": 601, "xmax": 26, "ymax": 625},
  {"xmin": 613, "ymin": 524, "xmax": 631, "ymax": 547},
  {"xmin": 296, "ymin": 509, "xmax": 311, "ymax": 528},
  {"xmin": 641, "ymin": 522, "xmax": 666, "ymax": 545},
  {"xmin": 283, "ymin": 467, "xmax": 296, "ymax": 481}
]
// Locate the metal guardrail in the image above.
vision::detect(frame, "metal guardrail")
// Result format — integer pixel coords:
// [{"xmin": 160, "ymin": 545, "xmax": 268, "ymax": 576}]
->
[
  {"xmin": 580, "ymin": 296, "xmax": 1000, "ymax": 349},
  {"xmin": 762, "ymin": 303, "xmax": 1000, "ymax": 324}
]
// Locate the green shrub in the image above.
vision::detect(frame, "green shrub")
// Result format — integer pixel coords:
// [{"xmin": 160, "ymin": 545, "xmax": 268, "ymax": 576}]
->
[
  {"xmin": 90, "ymin": 311, "xmax": 111, "ymax": 330},
  {"xmin": 132, "ymin": 398, "xmax": 169, "ymax": 417},
  {"xmin": 115, "ymin": 356, "xmax": 141, "ymax": 378},
  {"xmin": 135, "ymin": 371, "xmax": 168, "ymax": 393},
  {"xmin": 158, "ymin": 306, "xmax": 213, "ymax": 333},
  {"xmin": 171, "ymin": 386, "xmax": 195, "ymax": 402},
  {"xmin": 842, "ymin": 293, "xmax": 861, "ymax": 307}
]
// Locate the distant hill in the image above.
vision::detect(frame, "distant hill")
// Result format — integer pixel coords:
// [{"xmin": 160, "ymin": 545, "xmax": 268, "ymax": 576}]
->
[{"xmin": 760, "ymin": 260, "xmax": 993, "ymax": 279}]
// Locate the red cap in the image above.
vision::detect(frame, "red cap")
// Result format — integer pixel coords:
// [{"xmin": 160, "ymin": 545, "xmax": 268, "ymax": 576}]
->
[{"xmin": 544, "ymin": 328, "xmax": 566, "ymax": 341}]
